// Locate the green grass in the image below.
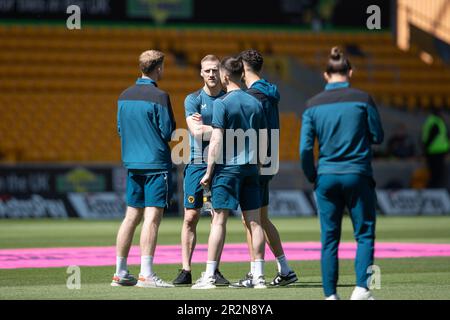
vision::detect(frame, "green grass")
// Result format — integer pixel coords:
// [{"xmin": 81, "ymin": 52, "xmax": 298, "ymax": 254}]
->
[{"xmin": 0, "ymin": 216, "xmax": 450, "ymax": 300}]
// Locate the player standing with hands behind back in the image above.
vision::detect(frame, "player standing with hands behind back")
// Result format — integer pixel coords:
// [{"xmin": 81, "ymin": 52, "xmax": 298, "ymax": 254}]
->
[{"xmin": 300, "ymin": 47, "xmax": 384, "ymax": 300}]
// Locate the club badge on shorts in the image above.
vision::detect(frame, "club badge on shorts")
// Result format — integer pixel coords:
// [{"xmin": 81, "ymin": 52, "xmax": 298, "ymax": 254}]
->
[{"xmin": 188, "ymin": 196, "xmax": 195, "ymax": 204}]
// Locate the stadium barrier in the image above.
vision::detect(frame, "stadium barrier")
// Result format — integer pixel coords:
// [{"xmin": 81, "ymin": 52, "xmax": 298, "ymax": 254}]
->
[
  {"xmin": 1, "ymin": 165, "xmax": 450, "ymax": 219},
  {"xmin": 376, "ymin": 189, "xmax": 450, "ymax": 216}
]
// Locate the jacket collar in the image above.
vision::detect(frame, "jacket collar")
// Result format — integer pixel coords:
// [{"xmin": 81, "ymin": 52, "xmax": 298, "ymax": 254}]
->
[
  {"xmin": 325, "ymin": 81, "xmax": 350, "ymax": 91},
  {"xmin": 136, "ymin": 77, "xmax": 157, "ymax": 87}
]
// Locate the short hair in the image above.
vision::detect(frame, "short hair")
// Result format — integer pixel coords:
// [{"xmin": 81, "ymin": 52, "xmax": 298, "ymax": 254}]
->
[
  {"xmin": 239, "ymin": 49, "xmax": 264, "ymax": 72},
  {"xmin": 200, "ymin": 54, "xmax": 220, "ymax": 68},
  {"xmin": 139, "ymin": 50, "xmax": 164, "ymax": 76},
  {"xmin": 326, "ymin": 47, "xmax": 352, "ymax": 75},
  {"xmin": 220, "ymin": 56, "xmax": 243, "ymax": 80}
]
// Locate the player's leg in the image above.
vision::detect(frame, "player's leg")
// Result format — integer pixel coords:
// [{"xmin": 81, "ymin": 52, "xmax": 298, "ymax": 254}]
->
[
  {"xmin": 245, "ymin": 214, "xmax": 255, "ymax": 271},
  {"xmin": 260, "ymin": 205, "xmax": 298, "ymax": 285},
  {"xmin": 240, "ymin": 172, "xmax": 266, "ymax": 289},
  {"xmin": 344, "ymin": 175, "xmax": 376, "ymax": 300},
  {"xmin": 238, "ymin": 177, "xmax": 297, "ymax": 286},
  {"xmin": 259, "ymin": 177, "xmax": 296, "ymax": 284},
  {"xmin": 208, "ymin": 208, "xmax": 229, "ymax": 267},
  {"xmin": 315, "ymin": 174, "xmax": 345, "ymax": 299},
  {"xmin": 112, "ymin": 206, "xmax": 143, "ymax": 286},
  {"xmin": 116, "ymin": 206, "xmax": 143, "ymax": 258},
  {"xmin": 136, "ymin": 172, "xmax": 174, "ymax": 288},
  {"xmin": 229, "ymin": 216, "xmax": 256, "ymax": 288},
  {"xmin": 210, "ymin": 210, "xmax": 230, "ymax": 285},
  {"xmin": 112, "ymin": 170, "xmax": 144, "ymax": 287},
  {"xmin": 139, "ymin": 205, "xmax": 163, "ymax": 273},
  {"xmin": 191, "ymin": 208, "xmax": 229, "ymax": 289},
  {"xmin": 174, "ymin": 165, "xmax": 203, "ymax": 284},
  {"xmin": 242, "ymin": 208, "xmax": 266, "ymax": 288},
  {"xmin": 180, "ymin": 208, "xmax": 200, "ymax": 264},
  {"xmin": 192, "ymin": 170, "xmax": 237, "ymax": 289}
]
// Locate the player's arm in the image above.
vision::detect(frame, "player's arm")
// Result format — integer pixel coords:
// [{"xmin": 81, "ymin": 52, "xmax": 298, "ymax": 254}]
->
[
  {"xmin": 200, "ymin": 123, "xmax": 213, "ymax": 141},
  {"xmin": 200, "ymin": 128, "xmax": 223, "ymax": 187},
  {"xmin": 300, "ymin": 109, "xmax": 317, "ymax": 184},
  {"xmin": 117, "ymin": 102, "xmax": 121, "ymax": 137},
  {"xmin": 366, "ymin": 96, "xmax": 384, "ymax": 145},
  {"xmin": 259, "ymin": 128, "xmax": 268, "ymax": 167},
  {"xmin": 157, "ymin": 93, "xmax": 176, "ymax": 142},
  {"xmin": 184, "ymin": 94, "xmax": 212, "ymax": 139},
  {"xmin": 258, "ymin": 108, "xmax": 268, "ymax": 167},
  {"xmin": 200, "ymin": 99, "xmax": 225, "ymax": 187},
  {"xmin": 186, "ymin": 114, "xmax": 213, "ymax": 140}
]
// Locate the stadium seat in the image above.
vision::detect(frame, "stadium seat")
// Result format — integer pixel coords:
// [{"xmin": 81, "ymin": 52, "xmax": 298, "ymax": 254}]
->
[{"xmin": 0, "ymin": 25, "xmax": 448, "ymax": 163}]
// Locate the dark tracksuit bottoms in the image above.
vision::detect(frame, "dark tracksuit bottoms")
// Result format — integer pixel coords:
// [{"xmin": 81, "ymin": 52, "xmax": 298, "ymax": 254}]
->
[
  {"xmin": 300, "ymin": 81, "xmax": 384, "ymax": 297},
  {"xmin": 315, "ymin": 174, "xmax": 376, "ymax": 296}
]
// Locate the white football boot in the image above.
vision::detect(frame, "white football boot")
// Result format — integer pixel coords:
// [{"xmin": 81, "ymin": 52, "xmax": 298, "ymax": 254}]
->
[
  {"xmin": 135, "ymin": 274, "xmax": 174, "ymax": 288},
  {"xmin": 191, "ymin": 272, "xmax": 217, "ymax": 290},
  {"xmin": 350, "ymin": 286, "xmax": 375, "ymax": 300}
]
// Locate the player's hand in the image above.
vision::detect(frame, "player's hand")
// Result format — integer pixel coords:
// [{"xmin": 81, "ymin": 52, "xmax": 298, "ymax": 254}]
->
[
  {"xmin": 191, "ymin": 113, "xmax": 203, "ymax": 122},
  {"xmin": 200, "ymin": 173, "xmax": 211, "ymax": 188}
]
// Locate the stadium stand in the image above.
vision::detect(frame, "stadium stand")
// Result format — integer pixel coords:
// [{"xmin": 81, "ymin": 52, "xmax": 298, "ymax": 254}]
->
[{"xmin": 0, "ymin": 25, "xmax": 449, "ymax": 163}]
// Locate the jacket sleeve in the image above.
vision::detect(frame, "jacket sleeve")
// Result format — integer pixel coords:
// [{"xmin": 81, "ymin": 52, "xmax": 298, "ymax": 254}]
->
[
  {"xmin": 212, "ymin": 99, "xmax": 226, "ymax": 129},
  {"xmin": 366, "ymin": 96, "xmax": 384, "ymax": 145},
  {"xmin": 300, "ymin": 109, "xmax": 317, "ymax": 183},
  {"xmin": 157, "ymin": 94, "xmax": 176, "ymax": 142},
  {"xmin": 117, "ymin": 102, "xmax": 122, "ymax": 137},
  {"xmin": 184, "ymin": 94, "xmax": 199, "ymax": 118}
]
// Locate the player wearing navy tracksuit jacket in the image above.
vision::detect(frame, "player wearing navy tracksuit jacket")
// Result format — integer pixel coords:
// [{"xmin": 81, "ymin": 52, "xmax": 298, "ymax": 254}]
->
[
  {"xmin": 118, "ymin": 76, "xmax": 176, "ymax": 208},
  {"xmin": 113, "ymin": 50, "xmax": 176, "ymax": 289},
  {"xmin": 236, "ymin": 49, "xmax": 297, "ymax": 288},
  {"xmin": 300, "ymin": 47, "xmax": 384, "ymax": 300}
]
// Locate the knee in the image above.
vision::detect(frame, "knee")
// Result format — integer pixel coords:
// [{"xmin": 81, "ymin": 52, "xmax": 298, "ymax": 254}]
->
[
  {"xmin": 211, "ymin": 213, "xmax": 227, "ymax": 227},
  {"xmin": 321, "ymin": 230, "xmax": 340, "ymax": 246},
  {"xmin": 184, "ymin": 211, "xmax": 199, "ymax": 228},
  {"xmin": 247, "ymin": 219, "xmax": 262, "ymax": 231},
  {"xmin": 123, "ymin": 215, "xmax": 141, "ymax": 228},
  {"xmin": 144, "ymin": 214, "xmax": 162, "ymax": 227}
]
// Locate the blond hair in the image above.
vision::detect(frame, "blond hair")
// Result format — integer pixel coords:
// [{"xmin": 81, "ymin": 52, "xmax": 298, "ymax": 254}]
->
[
  {"xmin": 200, "ymin": 54, "xmax": 220, "ymax": 68},
  {"xmin": 139, "ymin": 50, "xmax": 164, "ymax": 76}
]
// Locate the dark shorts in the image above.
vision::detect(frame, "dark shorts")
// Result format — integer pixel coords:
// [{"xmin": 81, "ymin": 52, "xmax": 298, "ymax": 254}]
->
[
  {"xmin": 126, "ymin": 169, "xmax": 172, "ymax": 208},
  {"xmin": 259, "ymin": 174, "xmax": 273, "ymax": 207},
  {"xmin": 211, "ymin": 165, "xmax": 261, "ymax": 211},
  {"xmin": 183, "ymin": 164, "xmax": 207, "ymax": 209}
]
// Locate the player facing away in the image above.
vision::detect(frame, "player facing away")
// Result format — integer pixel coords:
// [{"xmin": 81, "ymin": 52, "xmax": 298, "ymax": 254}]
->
[
  {"xmin": 172, "ymin": 55, "xmax": 230, "ymax": 286},
  {"xmin": 112, "ymin": 50, "xmax": 176, "ymax": 288},
  {"xmin": 230, "ymin": 49, "xmax": 297, "ymax": 287},
  {"xmin": 192, "ymin": 57, "xmax": 269, "ymax": 289},
  {"xmin": 300, "ymin": 47, "xmax": 384, "ymax": 300}
]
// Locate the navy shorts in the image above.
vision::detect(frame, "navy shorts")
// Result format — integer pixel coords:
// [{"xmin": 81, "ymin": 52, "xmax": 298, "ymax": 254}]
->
[
  {"xmin": 183, "ymin": 164, "xmax": 207, "ymax": 209},
  {"xmin": 259, "ymin": 174, "xmax": 273, "ymax": 208},
  {"xmin": 211, "ymin": 165, "xmax": 261, "ymax": 211},
  {"xmin": 126, "ymin": 169, "xmax": 172, "ymax": 208}
]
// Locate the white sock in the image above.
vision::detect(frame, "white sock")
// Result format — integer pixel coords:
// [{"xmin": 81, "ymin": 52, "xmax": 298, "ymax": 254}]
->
[
  {"xmin": 253, "ymin": 259, "xmax": 265, "ymax": 279},
  {"xmin": 276, "ymin": 255, "xmax": 291, "ymax": 275},
  {"xmin": 205, "ymin": 261, "xmax": 218, "ymax": 277},
  {"xmin": 116, "ymin": 256, "xmax": 127, "ymax": 277},
  {"xmin": 250, "ymin": 261, "xmax": 255, "ymax": 275},
  {"xmin": 140, "ymin": 255, "xmax": 154, "ymax": 278}
]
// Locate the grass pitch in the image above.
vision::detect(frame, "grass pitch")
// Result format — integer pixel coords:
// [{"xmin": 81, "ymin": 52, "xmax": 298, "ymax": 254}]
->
[{"xmin": 0, "ymin": 216, "xmax": 450, "ymax": 300}]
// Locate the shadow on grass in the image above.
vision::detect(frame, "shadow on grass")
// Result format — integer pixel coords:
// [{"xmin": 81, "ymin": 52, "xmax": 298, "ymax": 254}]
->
[{"xmin": 268, "ymin": 282, "xmax": 354, "ymax": 289}]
